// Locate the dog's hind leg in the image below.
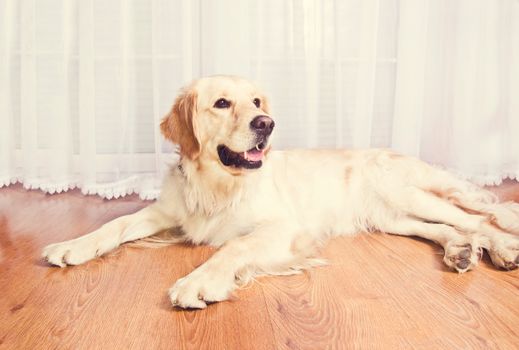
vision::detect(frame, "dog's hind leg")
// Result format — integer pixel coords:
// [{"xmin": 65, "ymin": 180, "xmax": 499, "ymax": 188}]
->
[
  {"xmin": 377, "ymin": 217, "xmax": 483, "ymax": 273},
  {"xmin": 390, "ymin": 187, "xmax": 487, "ymax": 233},
  {"xmin": 441, "ymin": 188, "xmax": 519, "ymax": 234},
  {"xmin": 387, "ymin": 187, "xmax": 519, "ymax": 270},
  {"xmin": 42, "ymin": 203, "xmax": 177, "ymax": 267},
  {"xmin": 430, "ymin": 186, "xmax": 519, "ymax": 269},
  {"xmin": 413, "ymin": 175, "xmax": 519, "ymax": 269},
  {"xmin": 388, "ymin": 156, "xmax": 519, "ymax": 233}
]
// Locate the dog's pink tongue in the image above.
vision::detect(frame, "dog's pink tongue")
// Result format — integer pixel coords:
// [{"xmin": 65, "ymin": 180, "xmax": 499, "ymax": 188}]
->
[{"xmin": 244, "ymin": 149, "xmax": 264, "ymax": 162}]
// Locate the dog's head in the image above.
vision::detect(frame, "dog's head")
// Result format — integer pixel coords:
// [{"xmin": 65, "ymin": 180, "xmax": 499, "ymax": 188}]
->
[{"xmin": 161, "ymin": 76, "xmax": 274, "ymax": 174}]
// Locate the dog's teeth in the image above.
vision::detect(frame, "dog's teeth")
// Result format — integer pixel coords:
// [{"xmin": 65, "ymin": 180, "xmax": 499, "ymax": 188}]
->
[{"xmin": 255, "ymin": 144, "xmax": 260, "ymax": 151}]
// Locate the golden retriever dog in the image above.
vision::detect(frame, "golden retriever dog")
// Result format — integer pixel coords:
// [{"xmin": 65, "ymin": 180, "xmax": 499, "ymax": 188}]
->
[{"xmin": 42, "ymin": 75, "xmax": 519, "ymax": 309}]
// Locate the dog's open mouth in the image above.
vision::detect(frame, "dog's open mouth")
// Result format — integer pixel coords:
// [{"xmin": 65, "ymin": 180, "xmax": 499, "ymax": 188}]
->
[{"xmin": 217, "ymin": 142, "xmax": 267, "ymax": 169}]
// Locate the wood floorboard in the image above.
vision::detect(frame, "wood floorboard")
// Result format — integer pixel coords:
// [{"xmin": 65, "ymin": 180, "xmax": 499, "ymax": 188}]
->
[{"xmin": 1, "ymin": 180, "xmax": 518, "ymax": 349}]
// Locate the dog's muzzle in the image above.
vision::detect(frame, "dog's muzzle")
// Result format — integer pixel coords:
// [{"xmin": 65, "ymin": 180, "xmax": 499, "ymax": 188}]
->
[
  {"xmin": 217, "ymin": 141, "xmax": 268, "ymax": 169},
  {"xmin": 217, "ymin": 115, "xmax": 274, "ymax": 170}
]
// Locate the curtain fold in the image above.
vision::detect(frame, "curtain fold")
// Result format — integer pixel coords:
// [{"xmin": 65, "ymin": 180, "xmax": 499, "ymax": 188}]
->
[
  {"xmin": 418, "ymin": 0, "xmax": 519, "ymax": 184},
  {"xmin": 0, "ymin": 0, "xmax": 518, "ymax": 199}
]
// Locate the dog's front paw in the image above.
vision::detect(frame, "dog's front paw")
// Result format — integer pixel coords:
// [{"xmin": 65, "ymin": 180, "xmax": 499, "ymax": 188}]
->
[
  {"xmin": 42, "ymin": 234, "xmax": 118, "ymax": 267},
  {"xmin": 168, "ymin": 270, "xmax": 236, "ymax": 309},
  {"xmin": 42, "ymin": 240, "xmax": 96, "ymax": 267}
]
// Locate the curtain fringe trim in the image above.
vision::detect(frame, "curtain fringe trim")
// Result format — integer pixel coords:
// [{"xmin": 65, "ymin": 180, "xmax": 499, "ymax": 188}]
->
[
  {"xmin": 0, "ymin": 175, "xmax": 160, "ymax": 200},
  {"xmin": 448, "ymin": 171, "xmax": 519, "ymax": 187},
  {"xmin": 1, "ymin": 172, "xmax": 518, "ymax": 200}
]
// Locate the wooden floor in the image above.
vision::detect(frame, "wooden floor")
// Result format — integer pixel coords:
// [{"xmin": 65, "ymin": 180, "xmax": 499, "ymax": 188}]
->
[{"xmin": 1, "ymin": 181, "xmax": 519, "ymax": 350}]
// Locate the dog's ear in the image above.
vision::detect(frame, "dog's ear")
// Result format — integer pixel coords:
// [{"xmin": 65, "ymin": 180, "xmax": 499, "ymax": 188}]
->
[{"xmin": 160, "ymin": 90, "xmax": 200, "ymax": 160}]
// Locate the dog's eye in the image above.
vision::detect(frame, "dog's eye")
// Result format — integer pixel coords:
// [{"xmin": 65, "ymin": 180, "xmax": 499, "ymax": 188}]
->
[
  {"xmin": 253, "ymin": 98, "xmax": 261, "ymax": 108},
  {"xmin": 214, "ymin": 98, "xmax": 231, "ymax": 109}
]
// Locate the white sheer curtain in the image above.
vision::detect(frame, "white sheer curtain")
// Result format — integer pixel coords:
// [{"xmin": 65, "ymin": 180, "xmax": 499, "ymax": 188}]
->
[{"xmin": 1, "ymin": 0, "xmax": 518, "ymax": 199}]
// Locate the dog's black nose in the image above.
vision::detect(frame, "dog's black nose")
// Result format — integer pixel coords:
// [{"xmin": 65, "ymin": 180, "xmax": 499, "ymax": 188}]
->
[{"xmin": 250, "ymin": 115, "xmax": 275, "ymax": 135}]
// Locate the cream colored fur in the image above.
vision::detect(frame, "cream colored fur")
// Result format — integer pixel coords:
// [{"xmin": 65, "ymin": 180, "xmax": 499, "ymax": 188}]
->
[{"xmin": 42, "ymin": 76, "xmax": 519, "ymax": 309}]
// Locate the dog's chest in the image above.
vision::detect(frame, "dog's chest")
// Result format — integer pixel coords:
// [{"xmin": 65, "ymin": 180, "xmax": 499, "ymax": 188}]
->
[{"xmin": 180, "ymin": 207, "xmax": 253, "ymax": 246}]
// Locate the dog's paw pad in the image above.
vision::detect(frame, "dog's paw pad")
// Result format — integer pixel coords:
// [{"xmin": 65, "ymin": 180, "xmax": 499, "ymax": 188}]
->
[
  {"xmin": 444, "ymin": 242, "xmax": 480, "ymax": 273},
  {"xmin": 457, "ymin": 248, "xmax": 471, "ymax": 259},
  {"xmin": 455, "ymin": 257, "xmax": 470, "ymax": 270}
]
